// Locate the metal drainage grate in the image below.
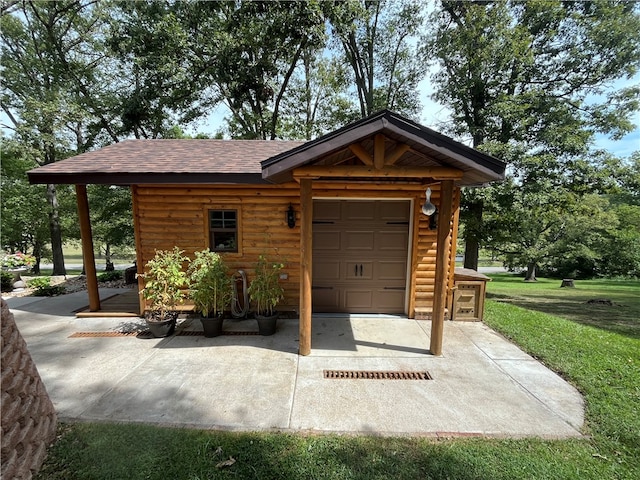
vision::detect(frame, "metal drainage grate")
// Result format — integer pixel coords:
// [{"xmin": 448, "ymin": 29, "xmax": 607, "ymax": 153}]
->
[
  {"xmin": 323, "ymin": 370, "xmax": 433, "ymax": 380},
  {"xmin": 69, "ymin": 331, "xmax": 138, "ymax": 338},
  {"xmin": 70, "ymin": 330, "xmax": 261, "ymax": 338}
]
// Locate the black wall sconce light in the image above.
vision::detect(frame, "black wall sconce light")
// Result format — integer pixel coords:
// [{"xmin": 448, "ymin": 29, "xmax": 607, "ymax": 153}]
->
[
  {"xmin": 429, "ymin": 210, "xmax": 438, "ymax": 230},
  {"xmin": 421, "ymin": 187, "xmax": 438, "ymax": 230},
  {"xmin": 286, "ymin": 203, "xmax": 296, "ymax": 228}
]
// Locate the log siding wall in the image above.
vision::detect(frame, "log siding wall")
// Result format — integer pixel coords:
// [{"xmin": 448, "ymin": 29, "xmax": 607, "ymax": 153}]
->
[{"xmin": 132, "ymin": 182, "xmax": 460, "ymax": 317}]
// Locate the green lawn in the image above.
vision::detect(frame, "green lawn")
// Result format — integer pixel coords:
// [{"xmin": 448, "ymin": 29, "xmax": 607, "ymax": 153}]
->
[
  {"xmin": 34, "ymin": 243, "xmax": 135, "ymax": 276},
  {"xmin": 35, "ymin": 276, "xmax": 640, "ymax": 479}
]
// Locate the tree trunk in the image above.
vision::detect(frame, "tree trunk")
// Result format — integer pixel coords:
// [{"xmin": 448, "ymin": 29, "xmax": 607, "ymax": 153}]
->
[
  {"xmin": 105, "ymin": 244, "xmax": 114, "ymax": 271},
  {"xmin": 463, "ymin": 200, "xmax": 484, "ymax": 271},
  {"xmin": 525, "ymin": 262, "xmax": 537, "ymax": 282},
  {"xmin": 32, "ymin": 238, "xmax": 43, "ymax": 275},
  {"xmin": 463, "ymin": 236, "xmax": 480, "ymax": 271},
  {"xmin": 46, "ymin": 184, "xmax": 66, "ymax": 275}
]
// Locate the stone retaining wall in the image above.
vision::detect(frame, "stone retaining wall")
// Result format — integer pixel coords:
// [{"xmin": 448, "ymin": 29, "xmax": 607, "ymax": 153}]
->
[{"xmin": 1, "ymin": 299, "xmax": 57, "ymax": 479}]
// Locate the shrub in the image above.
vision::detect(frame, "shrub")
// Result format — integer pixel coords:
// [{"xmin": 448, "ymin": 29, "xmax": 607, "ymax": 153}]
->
[
  {"xmin": 27, "ymin": 277, "xmax": 66, "ymax": 296},
  {"xmin": 98, "ymin": 271, "xmax": 123, "ymax": 282},
  {"xmin": 140, "ymin": 247, "xmax": 189, "ymax": 320},
  {"xmin": 1, "ymin": 271, "xmax": 14, "ymax": 292}
]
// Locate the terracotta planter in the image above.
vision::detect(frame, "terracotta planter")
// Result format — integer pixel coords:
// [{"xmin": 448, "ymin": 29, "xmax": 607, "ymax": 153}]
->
[
  {"xmin": 200, "ymin": 314, "xmax": 224, "ymax": 337},
  {"xmin": 255, "ymin": 312, "xmax": 278, "ymax": 336}
]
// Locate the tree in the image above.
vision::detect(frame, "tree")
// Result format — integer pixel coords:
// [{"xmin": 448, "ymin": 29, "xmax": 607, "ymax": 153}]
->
[
  {"xmin": 329, "ymin": 0, "xmax": 425, "ymax": 119},
  {"xmin": 212, "ymin": 1, "xmax": 328, "ymax": 139},
  {"xmin": 427, "ymin": 0, "xmax": 640, "ymax": 270},
  {"xmin": 485, "ymin": 178, "xmax": 618, "ymax": 280},
  {"xmin": 2, "ymin": 1, "xmax": 90, "ymax": 274},
  {"xmin": 88, "ymin": 185, "xmax": 134, "ymax": 271},
  {"xmin": 105, "ymin": 0, "xmax": 220, "ymax": 139},
  {"xmin": 278, "ymin": 51, "xmax": 359, "ymax": 140},
  {"xmin": 0, "ymin": 138, "xmax": 50, "ymax": 272}
]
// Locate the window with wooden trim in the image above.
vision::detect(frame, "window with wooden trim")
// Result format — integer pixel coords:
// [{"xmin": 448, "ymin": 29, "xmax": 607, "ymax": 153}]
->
[{"xmin": 209, "ymin": 209, "xmax": 238, "ymax": 252}]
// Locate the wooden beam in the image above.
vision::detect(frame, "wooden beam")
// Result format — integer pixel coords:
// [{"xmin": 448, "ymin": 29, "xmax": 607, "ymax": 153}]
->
[
  {"xmin": 385, "ymin": 143, "xmax": 411, "ymax": 165},
  {"xmin": 430, "ymin": 180, "xmax": 454, "ymax": 356},
  {"xmin": 294, "ymin": 165, "xmax": 464, "ymax": 180},
  {"xmin": 348, "ymin": 143, "xmax": 373, "ymax": 166},
  {"xmin": 131, "ymin": 186, "xmax": 145, "ymax": 316},
  {"xmin": 75, "ymin": 185, "xmax": 100, "ymax": 312},
  {"xmin": 299, "ymin": 178, "xmax": 313, "ymax": 356},
  {"xmin": 374, "ymin": 134, "xmax": 386, "ymax": 169},
  {"xmin": 408, "ymin": 191, "xmax": 422, "ymax": 319}
]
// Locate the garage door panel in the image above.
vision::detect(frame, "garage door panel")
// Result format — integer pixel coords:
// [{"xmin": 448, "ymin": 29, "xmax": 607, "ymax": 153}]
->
[
  {"xmin": 314, "ymin": 231, "xmax": 341, "ymax": 250},
  {"xmin": 376, "ymin": 261, "xmax": 407, "ymax": 280},
  {"xmin": 346, "ymin": 261, "xmax": 373, "ymax": 279},
  {"xmin": 344, "ymin": 231, "xmax": 374, "ymax": 250},
  {"xmin": 377, "ymin": 231, "xmax": 409, "ymax": 251},
  {"xmin": 379, "ymin": 202, "xmax": 410, "ymax": 221},
  {"xmin": 314, "ymin": 201, "xmax": 341, "ymax": 221},
  {"xmin": 313, "ymin": 287, "xmax": 341, "ymax": 311},
  {"xmin": 345, "ymin": 201, "xmax": 376, "ymax": 221},
  {"xmin": 344, "ymin": 289, "xmax": 373, "ymax": 309},
  {"xmin": 313, "ymin": 260, "xmax": 340, "ymax": 281},
  {"xmin": 374, "ymin": 288, "xmax": 406, "ymax": 310}
]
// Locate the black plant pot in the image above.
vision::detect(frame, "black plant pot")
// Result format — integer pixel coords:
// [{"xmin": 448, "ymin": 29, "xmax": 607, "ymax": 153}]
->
[
  {"xmin": 145, "ymin": 312, "xmax": 178, "ymax": 338},
  {"xmin": 200, "ymin": 314, "xmax": 224, "ymax": 337},
  {"xmin": 255, "ymin": 312, "xmax": 278, "ymax": 336}
]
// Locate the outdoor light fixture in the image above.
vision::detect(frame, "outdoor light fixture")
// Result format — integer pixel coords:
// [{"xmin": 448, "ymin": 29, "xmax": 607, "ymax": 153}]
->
[
  {"xmin": 421, "ymin": 187, "xmax": 438, "ymax": 230},
  {"xmin": 286, "ymin": 203, "xmax": 296, "ymax": 228},
  {"xmin": 421, "ymin": 188, "xmax": 436, "ymax": 216}
]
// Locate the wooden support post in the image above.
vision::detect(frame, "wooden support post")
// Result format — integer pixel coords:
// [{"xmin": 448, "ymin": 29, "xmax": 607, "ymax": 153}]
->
[
  {"xmin": 374, "ymin": 134, "xmax": 386, "ymax": 169},
  {"xmin": 430, "ymin": 180, "xmax": 454, "ymax": 356},
  {"xmin": 75, "ymin": 184, "xmax": 100, "ymax": 312},
  {"xmin": 299, "ymin": 178, "xmax": 313, "ymax": 356}
]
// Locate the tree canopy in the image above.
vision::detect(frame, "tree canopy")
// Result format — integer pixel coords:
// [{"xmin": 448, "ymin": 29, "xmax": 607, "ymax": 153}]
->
[{"xmin": 1, "ymin": 0, "xmax": 638, "ymax": 279}]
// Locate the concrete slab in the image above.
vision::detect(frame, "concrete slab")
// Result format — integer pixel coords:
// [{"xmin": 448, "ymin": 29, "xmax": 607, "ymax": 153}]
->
[{"xmin": 4, "ymin": 291, "xmax": 585, "ymax": 438}]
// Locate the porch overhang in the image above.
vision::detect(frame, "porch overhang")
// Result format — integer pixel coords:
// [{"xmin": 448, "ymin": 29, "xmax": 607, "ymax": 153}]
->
[{"xmin": 261, "ymin": 110, "xmax": 505, "ymax": 186}]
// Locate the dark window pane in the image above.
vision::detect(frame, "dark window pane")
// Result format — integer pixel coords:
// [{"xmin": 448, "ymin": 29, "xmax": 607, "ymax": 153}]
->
[
  {"xmin": 209, "ymin": 209, "xmax": 238, "ymax": 252},
  {"xmin": 212, "ymin": 231, "xmax": 237, "ymax": 251}
]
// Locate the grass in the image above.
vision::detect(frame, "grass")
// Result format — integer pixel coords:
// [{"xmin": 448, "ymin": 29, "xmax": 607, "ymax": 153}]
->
[
  {"xmin": 487, "ymin": 274, "xmax": 640, "ymax": 338},
  {"xmin": 34, "ymin": 276, "xmax": 640, "ymax": 479},
  {"xmin": 30, "ymin": 243, "xmax": 135, "ymax": 276}
]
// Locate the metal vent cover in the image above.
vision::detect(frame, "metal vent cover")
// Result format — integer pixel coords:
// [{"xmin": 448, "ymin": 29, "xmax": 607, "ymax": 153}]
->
[
  {"xmin": 323, "ymin": 370, "xmax": 432, "ymax": 380},
  {"xmin": 69, "ymin": 331, "xmax": 138, "ymax": 338},
  {"xmin": 70, "ymin": 330, "xmax": 260, "ymax": 338}
]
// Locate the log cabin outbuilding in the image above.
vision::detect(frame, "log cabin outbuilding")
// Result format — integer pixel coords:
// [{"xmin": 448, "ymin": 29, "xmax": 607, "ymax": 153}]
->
[{"xmin": 28, "ymin": 110, "xmax": 505, "ymax": 355}]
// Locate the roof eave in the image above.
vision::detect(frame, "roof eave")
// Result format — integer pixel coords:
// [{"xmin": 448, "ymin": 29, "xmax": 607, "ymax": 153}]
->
[
  {"xmin": 27, "ymin": 171, "xmax": 266, "ymax": 185},
  {"xmin": 262, "ymin": 110, "xmax": 506, "ymax": 185}
]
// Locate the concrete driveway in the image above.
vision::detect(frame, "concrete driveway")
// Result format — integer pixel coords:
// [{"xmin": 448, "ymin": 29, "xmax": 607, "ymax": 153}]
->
[{"xmin": 5, "ymin": 290, "xmax": 584, "ymax": 438}]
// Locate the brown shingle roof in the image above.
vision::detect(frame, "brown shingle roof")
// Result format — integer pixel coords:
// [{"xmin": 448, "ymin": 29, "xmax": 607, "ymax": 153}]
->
[{"xmin": 28, "ymin": 139, "xmax": 305, "ymax": 185}]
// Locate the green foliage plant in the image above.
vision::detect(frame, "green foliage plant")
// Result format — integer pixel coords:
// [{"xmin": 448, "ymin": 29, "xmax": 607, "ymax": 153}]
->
[
  {"xmin": 247, "ymin": 255, "xmax": 284, "ymax": 317},
  {"xmin": 27, "ymin": 277, "xmax": 66, "ymax": 296},
  {"xmin": 139, "ymin": 247, "xmax": 189, "ymax": 321},
  {"xmin": 1, "ymin": 271, "xmax": 14, "ymax": 292},
  {"xmin": 97, "ymin": 271, "xmax": 123, "ymax": 282},
  {"xmin": 187, "ymin": 249, "xmax": 231, "ymax": 318}
]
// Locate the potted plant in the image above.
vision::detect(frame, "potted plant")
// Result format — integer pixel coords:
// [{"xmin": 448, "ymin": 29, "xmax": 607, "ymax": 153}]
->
[
  {"xmin": 1, "ymin": 251, "xmax": 36, "ymax": 289},
  {"xmin": 247, "ymin": 255, "xmax": 285, "ymax": 335},
  {"xmin": 187, "ymin": 249, "xmax": 231, "ymax": 337},
  {"xmin": 139, "ymin": 247, "xmax": 189, "ymax": 337}
]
